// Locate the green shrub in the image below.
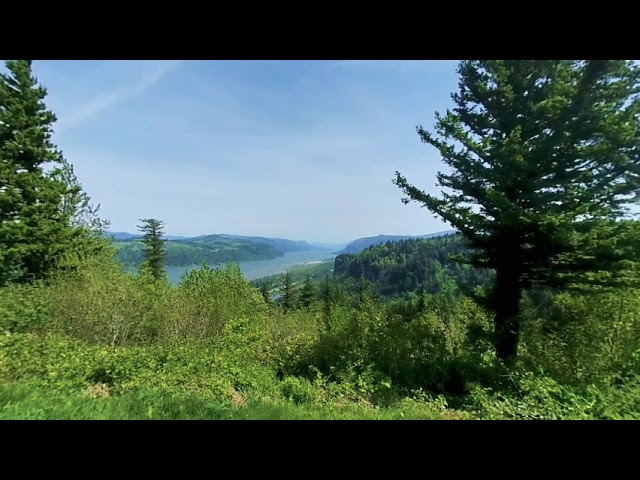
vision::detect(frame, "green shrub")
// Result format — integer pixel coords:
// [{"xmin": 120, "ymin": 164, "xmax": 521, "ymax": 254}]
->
[
  {"xmin": 520, "ymin": 288, "xmax": 640, "ymax": 387},
  {"xmin": 47, "ymin": 257, "xmax": 167, "ymax": 346},
  {"xmin": 280, "ymin": 376, "xmax": 319, "ymax": 404},
  {"xmin": 0, "ymin": 282, "xmax": 50, "ymax": 334},
  {"xmin": 160, "ymin": 264, "xmax": 268, "ymax": 344},
  {"xmin": 467, "ymin": 371, "xmax": 600, "ymax": 420}
]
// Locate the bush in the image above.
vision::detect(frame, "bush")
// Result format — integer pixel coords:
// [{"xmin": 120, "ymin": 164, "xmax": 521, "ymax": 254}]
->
[
  {"xmin": 160, "ymin": 264, "xmax": 268, "ymax": 343},
  {"xmin": 467, "ymin": 371, "xmax": 600, "ymax": 420},
  {"xmin": 280, "ymin": 376, "xmax": 319, "ymax": 404},
  {"xmin": 520, "ymin": 288, "xmax": 640, "ymax": 387},
  {"xmin": 0, "ymin": 282, "xmax": 50, "ymax": 334},
  {"xmin": 47, "ymin": 257, "xmax": 167, "ymax": 346},
  {"xmin": 280, "ymin": 293, "xmax": 495, "ymax": 400}
]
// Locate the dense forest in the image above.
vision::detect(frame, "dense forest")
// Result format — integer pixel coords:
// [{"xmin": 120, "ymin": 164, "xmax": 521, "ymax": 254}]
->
[
  {"xmin": 1, "ymin": 60, "xmax": 639, "ymax": 420},
  {"xmin": 333, "ymin": 234, "xmax": 494, "ymax": 298},
  {"xmin": 337, "ymin": 230, "xmax": 454, "ymax": 254},
  {"xmin": 251, "ymin": 260, "xmax": 334, "ymax": 296}
]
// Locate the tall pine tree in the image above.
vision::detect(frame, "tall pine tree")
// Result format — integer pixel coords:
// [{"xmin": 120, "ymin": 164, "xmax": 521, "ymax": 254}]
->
[
  {"xmin": 394, "ymin": 60, "xmax": 640, "ymax": 362},
  {"xmin": 137, "ymin": 218, "xmax": 166, "ymax": 281},
  {"xmin": 299, "ymin": 274, "xmax": 316, "ymax": 311},
  {"xmin": 260, "ymin": 282, "xmax": 272, "ymax": 305},
  {"xmin": 321, "ymin": 275, "xmax": 334, "ymax": 332},
  {"xmin": 0, "ymin": 60, "xmax": 77, "ymax": 285},
  {"xmin": 281, "ymin": 270, "xmax": 296, "ymax": 313}
]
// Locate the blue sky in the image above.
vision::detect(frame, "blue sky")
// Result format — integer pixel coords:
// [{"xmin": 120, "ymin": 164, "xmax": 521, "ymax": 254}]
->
[{"xmin": 32, "ymin": 60, "xmax": 460, "ymax": 243}]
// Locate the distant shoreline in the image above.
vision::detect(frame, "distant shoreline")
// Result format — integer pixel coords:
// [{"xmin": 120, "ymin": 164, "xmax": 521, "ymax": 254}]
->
[{"xmin": 165, "ymin": 251, "xmax": 336, "ymax": 284}]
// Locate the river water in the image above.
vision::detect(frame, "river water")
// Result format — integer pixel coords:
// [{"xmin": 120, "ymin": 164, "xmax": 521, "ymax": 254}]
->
[{"xmin": 165, "ymin": 250, "xmax": 337, "ymax": 284}]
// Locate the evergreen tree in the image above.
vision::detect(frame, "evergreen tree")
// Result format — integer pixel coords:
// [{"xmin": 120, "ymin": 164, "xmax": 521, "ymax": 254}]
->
[
  {"xmin": 260, "ymin": 282, "xmax": 271, "ymax": 305},
  {"xmin": 51, "ymin": 156, "xmax": 112, "ymax": 267},
  {"xmin": 281, "ymin": 270, "xmax": 295, "ymax": 313},
  {"xmin": 299, "ymin": 274, "xmax": 316, "ymax": 311},
  {"xmin": 321, "ymin": 275, "xmax": 334, "ymax": 331},
  {"xmin": 355, "ymin": 274, "xmax": 372, "ymax": 308},
  {"xmin": 417, "ymin": 283, "xmax": 427, "ymax": 313},
  {"xmin": 393, "ymin": 60, "xmax": 640, "ymax": 362},
  {"xmin": 137, "ymin": 218, "xmax": 166, "ymax": 281},
  {"xmin": 0, "ymin": 60, "xmax": 76, "ymax": 285},
  {"xmin": 54, "ymin": 157, "xmax": 109, "ymax": 234}
]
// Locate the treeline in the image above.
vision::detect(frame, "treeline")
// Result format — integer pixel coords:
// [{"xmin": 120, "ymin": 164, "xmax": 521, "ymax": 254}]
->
[
  {"xmin": 251, "ymin": 260, "xmax": 334, "ymax": 292},
  {"xmin": 115, "ymin": 239, "xmax": 282, "ymax": 268},
  {"xmin": 333, "ymin": 234, "xmax": 493, "ymax": 298}
]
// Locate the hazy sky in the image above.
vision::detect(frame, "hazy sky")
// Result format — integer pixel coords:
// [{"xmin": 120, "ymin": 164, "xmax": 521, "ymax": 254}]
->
[{"xmin": 31, "ymin": 60, "xmax": 460, "ymax": 243}]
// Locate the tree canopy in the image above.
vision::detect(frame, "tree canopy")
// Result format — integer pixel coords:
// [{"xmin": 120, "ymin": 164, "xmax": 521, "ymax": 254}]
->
[
  {"xmin": 394, "ymin": 60, "xmax": 640, "ymax": 361},
  {"xmin": 0, "ymin": 60, "xmax": 83, "ymax": 285},
  {"xmin": 137, "ymin": 218, "xmax": 167, "ymax": 281}
]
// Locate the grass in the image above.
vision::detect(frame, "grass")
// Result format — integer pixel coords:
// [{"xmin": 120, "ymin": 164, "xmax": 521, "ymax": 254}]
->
[{"xmin": 0, "ymin": 382, "xmax": 451, "ymax": 420}]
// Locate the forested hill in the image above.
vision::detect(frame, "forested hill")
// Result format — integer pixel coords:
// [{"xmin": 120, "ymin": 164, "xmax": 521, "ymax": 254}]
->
[
  {"xmin": 111, "ymin": 233, "xmax": 322, "ymax": 268},
  {"xmin": 107, "ymin": 231, "xmax": 189, "ymax": 241},
  {"xmin": 108, "ymin": 232, "xmax": 318, "ymax": 252},
  {"xmin": 115, "ymin": 236, "xmax": 283, "ymax": 268},
  {"xmin": 333, "ymin": 234, "xmax": 493, "ymax": 298},
  {"xmin": 210, "ymin": 235, "xmax": 317, "ymax": 253},
  {"xmin": 337, "ymin": 230, "xmax": 456, "ymax": 254}
]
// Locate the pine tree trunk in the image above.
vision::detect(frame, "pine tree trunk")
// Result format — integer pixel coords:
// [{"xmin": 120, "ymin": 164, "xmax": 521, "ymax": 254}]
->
[{"xmin": 493, "ymin": 255, "xmax": 523, "ymax": 363}]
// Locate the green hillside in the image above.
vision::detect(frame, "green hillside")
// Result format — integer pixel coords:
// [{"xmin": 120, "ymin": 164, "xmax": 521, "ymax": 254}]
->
[
  {"xmin": 333, "ymin": 234, "xmax": 494, "ymax": 298},
  {"xmin": 216, "ymin": 234, "xmax": 318, "ymax": 253},
  {"xmin": 251, "ymin": 259, "xmax": 334, "ymax": 292},
  {"xmin": 337, "ymin": 230, "xmax": 455, "ymax": 254},
  {"xmin": 114, "ymin": 236, "xmax": 282, "ymax": 268}
]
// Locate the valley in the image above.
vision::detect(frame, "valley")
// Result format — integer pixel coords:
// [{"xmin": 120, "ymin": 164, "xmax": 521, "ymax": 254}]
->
[
  {"xmin": 165, "ymin": 250, "xmax": 337, "ymax": 284},
  {"xmin": 110, "ymin": 229, "xmax": 456, "ymax": 284},
  {"xmin": 3, "ymin": 59, "xmax": 638, "ymax": 421}
]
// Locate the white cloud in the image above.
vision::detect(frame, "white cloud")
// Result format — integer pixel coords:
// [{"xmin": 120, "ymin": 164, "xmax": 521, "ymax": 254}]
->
[{"xmin": 57, "ymin": 60, "xmax": 184, "ymax": 131}]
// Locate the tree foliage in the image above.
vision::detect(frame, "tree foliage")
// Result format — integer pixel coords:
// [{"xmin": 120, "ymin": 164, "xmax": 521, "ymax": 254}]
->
[
  {"xmin": 50, "ymin": 156, "xmax": 113, "ymax": 267},
  {"xmin": 260, "ymin": 283, "xmax": 271, "ymax": 305},
  {"xmin": 393, "ymin": 60, "xmax": 640, "ymax": 361},
  {"xmin": 0, "ymin": 60, "xmax": 78, "ymax": 285},
  {"xmin": 299, "ymin": 274, "xmax": 316, "ymax": 311},
  {"xmin": 320, "ymin": 275, "xmax": 335, "ymax": 331},
  {"xmin": 281, "ymin": 270, "xmax": 296, "ymax": 313},
  {"xmin": 334, "ymin": 235, "xmax": 493, "ymax": 298},
  {"xmin": 137, "ymin": 219, "xmax": 167, "ymax": 281}
]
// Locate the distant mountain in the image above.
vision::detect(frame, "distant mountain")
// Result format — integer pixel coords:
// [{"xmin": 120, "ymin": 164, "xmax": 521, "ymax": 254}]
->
[
  {"xmin": 107, "ymin": 231, "xmax": 141, "ymax": 241},
  {"xmin": 114, "ymin": 235, "xmax": 283, "ymax": 268},
  {"xmin": 337, "ymin": 230, "xmax": 456, "ymax": 254},
  {"xmin": 106, "ymin": 231, "xmax": 190, "ymax": 241},
  {"xmin": 208, "ymin": 234, "xmax": 318, "ymax": 254},
  {"xmin": 163, "ymin": 235, "xmax": 191, "ymax": 241},
  {"xmin": 108, "ymin": 231, "xmax": 320, "ymax": 253}
]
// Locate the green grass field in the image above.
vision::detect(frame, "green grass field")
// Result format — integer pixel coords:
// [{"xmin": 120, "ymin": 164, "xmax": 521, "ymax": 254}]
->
[{"xmin": 0, "ymin": 382, "xmax": 454, "ymax": 420}]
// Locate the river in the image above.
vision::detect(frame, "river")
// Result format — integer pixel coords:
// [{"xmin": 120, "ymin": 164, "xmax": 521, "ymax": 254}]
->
[{"xmin": 165, "ymin": 250, "xmax": 337, "ymax": 284}]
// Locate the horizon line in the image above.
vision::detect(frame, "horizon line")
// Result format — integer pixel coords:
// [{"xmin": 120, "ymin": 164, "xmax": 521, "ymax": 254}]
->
[{"xmin": 105, "ymin": 228, "xmax": 457, "ymax": 244}]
